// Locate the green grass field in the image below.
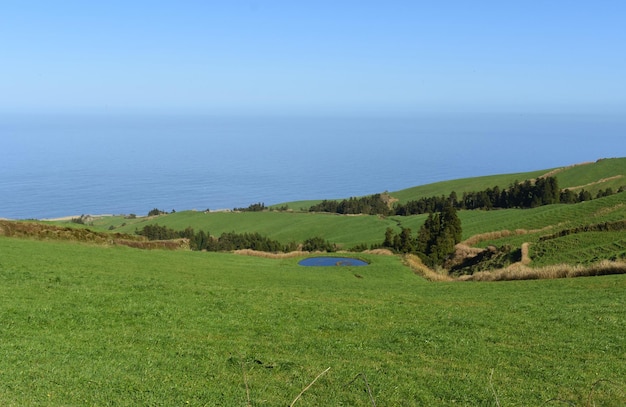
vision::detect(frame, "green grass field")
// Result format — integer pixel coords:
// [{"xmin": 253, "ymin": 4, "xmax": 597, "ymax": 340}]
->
[
  {"xmin": 1, "ymin": 237, "xmax": 624, "ymax": 405},
  {"xmin": 61, "ymin": 190, "xmax": 626, "ymax": 268}
]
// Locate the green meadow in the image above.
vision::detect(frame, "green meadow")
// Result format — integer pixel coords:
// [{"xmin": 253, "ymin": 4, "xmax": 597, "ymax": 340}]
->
[
  {"xmin": 51, "ymin": 158, "xmax": 626, "ymax": 266},
  {"xmin": 3, "ymin": 157, "xmax": 626, "ymax": 405},
  {"xmin": 1, "ymin": 237, "xmax": 624, "ymax": 406},
  {"xmin": 73, "ymin": 187, "xmax": 626, "ymax": 267}
]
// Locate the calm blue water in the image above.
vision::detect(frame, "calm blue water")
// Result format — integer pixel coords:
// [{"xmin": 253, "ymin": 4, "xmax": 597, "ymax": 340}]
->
[{"xmin": 1, "ymin": 113, "xmax": 625, "ymax": 219}]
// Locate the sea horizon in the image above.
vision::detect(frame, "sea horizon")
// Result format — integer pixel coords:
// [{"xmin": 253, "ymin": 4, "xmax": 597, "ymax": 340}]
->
[{"xmin": 2, "ymin": 112, "xmax": 625, "ymax": 220}]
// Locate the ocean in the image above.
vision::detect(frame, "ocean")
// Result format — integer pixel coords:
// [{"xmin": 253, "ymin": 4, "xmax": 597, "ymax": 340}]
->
[{"xmin": 1, "ymin": 112, "xmax": 625, "ymax": 219}]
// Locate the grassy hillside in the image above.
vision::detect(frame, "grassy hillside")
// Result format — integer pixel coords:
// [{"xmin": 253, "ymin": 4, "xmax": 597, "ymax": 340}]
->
[
  {"xmin": 69, "ymin": 192, "xmax": 626, "ymax": 266},
  {"xmin": 275, "ymin": 157, "xmax": 626, "ymax": 208},
  {"xmin": 85, "ymin": 211, "xmax": 400, "ymax": 250},
  {"xmin": 43, "ymin": 157, "xmax": 626, "ymax": 267},
  {"xmin": 0, "ymin": 237, "xmax": 624, "ymax": 405},
  {"xmin": 455, "ymin": 192, "xmax": 626, "ymax": 265}
]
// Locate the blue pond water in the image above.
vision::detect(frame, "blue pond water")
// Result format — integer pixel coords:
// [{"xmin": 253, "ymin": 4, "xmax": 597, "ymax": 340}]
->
[{"xmin": 298, "ymin": 257, "xmax": 369, "ymax": 267}]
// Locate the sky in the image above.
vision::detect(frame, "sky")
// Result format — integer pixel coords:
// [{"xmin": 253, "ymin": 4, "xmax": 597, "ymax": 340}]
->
[{"xmin": 1, "ymin": 1, "xmax": 625, "ymax": 115}]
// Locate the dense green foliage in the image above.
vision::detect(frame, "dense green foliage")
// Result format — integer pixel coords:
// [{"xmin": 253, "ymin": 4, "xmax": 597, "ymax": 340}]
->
[
  {"xmin": 309, "ymin": 193, "xmax": 392, "ymax": 215},
  {"xmin": 0, "ymin": 237, "xmax": 624, "ymax": 405},
  {"xmin": 147, "ymin": 208, "xmax": 169, "ymax": 216},
  {"xmin": 233, "ymin": 202, "xmax": 266, "ymax": 212},
  {"xmin": 310, "ymin": 176, "xmax": 620, "ymax": 216},
  {"xmin": 136, "ymin": 224, "xmax": 335, "ymax": 253},
  {"xmin": 398, "ymin": 176, "xmax": 561, "ymax": 214},
  {"xmin": 383, "ymin": 204, "xmax": 463, "ymax": 267}
]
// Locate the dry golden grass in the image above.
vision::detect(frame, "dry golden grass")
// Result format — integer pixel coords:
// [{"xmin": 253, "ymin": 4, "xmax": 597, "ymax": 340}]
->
[
  {"xmin": 362, "ymin": 248, "xmax": 395, "ymax": 256},
  {"xmin": 117, "ymin": 239, "xmax": 188, "ymax": 250},
  {"xmin": 403, "ymin": 254, "xmax": 454, "ymax": 282},
  {"xmin": 520, "ymin": 242, "xmax": 531, "ymax": 265},
  {"xmin": 462, "ymin": 230, "xmax": 514, "ymax": 246},
  {"xmin": 460, "ymin": 260, "xmax": 626, "ymax": 281},
  {"xmin": 454, "ymin": 243, "xmax": 483, "ymax": 258},
  {"xmin": 233, "ymin": 249, "xmax": 309, "ymax": 259},
  {"xmin": 462, "ymin": 225, "xmax": 556, "ymax": 246}
]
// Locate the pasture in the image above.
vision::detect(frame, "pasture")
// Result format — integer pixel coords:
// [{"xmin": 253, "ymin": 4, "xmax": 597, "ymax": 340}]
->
[{"xmin": 0, "ymin": 237, "xmax": 623, "ymax": 405}]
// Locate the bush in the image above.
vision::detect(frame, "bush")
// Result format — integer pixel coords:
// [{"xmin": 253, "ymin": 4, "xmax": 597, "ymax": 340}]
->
[
  {"xmin": 148, "ymin": 208, "xmax": 166, "ymax": 217},
  {"xmin": 302, "ymin": 236, "xmax": 336, "ymax": 252}
]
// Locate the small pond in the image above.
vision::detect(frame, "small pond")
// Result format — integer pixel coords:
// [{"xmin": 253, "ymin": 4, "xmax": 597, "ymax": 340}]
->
[{"xmin": 298, "ymin": 257, "xmax": 369, "ymax": 267}]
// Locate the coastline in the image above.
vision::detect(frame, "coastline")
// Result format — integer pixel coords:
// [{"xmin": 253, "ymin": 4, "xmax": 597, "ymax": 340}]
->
[{"xmin": 40, "ymin": 214, "xmax": 116, "ymax": 222}]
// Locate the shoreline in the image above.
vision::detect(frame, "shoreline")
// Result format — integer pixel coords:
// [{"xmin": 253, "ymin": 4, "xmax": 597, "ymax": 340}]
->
[{"xmin": 40, "ymin": 214, "xmax": 117, "ymax": 222}]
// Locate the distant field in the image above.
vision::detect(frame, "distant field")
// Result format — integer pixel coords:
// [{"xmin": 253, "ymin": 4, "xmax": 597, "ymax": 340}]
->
[
  {"xmin": 0, "ymin": 237, "xmax": 624, "ymax": 405},
  {"xmin": 85, "ymin": 210, "xmax": 401, "ymax": 250},
  {"xmin": 58, "ymin": 192, "xmax": 625, "ymax": 267},
  {"xmin": 275, "ymin": 157, "xmax": 626, "ymax": 208},
  {"xmin": 44, "ymin": 157, "xmax": 626, "ymax": 267}
]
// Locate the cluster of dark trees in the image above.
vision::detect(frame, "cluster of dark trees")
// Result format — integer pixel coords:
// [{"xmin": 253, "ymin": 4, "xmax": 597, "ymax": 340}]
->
[
  {"xmin": 136, "ymin": 224, "xmax": 336, "ymax": 253},
  {"xmin": 381, "ymin": 204, "xmax": 462, "ymax": 267},
  {"xmin": 148, "ymin": 208, "xmax": 174, "ymax": 216},
  {"xmin": 397, "ymin": 177, "xmax": 562, "ymax": 214},
  {"xmin": 233, "ymin": 202, "xmax": 266, "ymax": 212},
  {"xmin": 308, "ymin": 177, "xmax": 624, "ymax": 217},
  {"xmin": 309, "ymin": 194, "xmax": 392, "ymax": 215}
]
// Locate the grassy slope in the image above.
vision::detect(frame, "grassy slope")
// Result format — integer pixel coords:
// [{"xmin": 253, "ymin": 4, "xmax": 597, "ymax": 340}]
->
[
  {"xmin": 457, "ymin": 192, "xmax": 626, "ymax": 265},
  {"xmin": 0, "ymin": 237, "xmax": 624, "ymax": 405},
  {"xmin": 47, "ymin": 157, "xmax": 626, "ymax": 264},
  {"xmin": 556, "ymin": 158, "xmax": 626, "ymax": 193},
  {"xmin": 272, "ymin": 169, "xmax": 551, "ymax": 210},
  {"xmin": 390, "ymin": 169, "xmax": 550, "ymax": 203},
  {"xmin": 96, "ymin": 211, "xmax": 399, "ymax": 250},
  {"xmin": 275, "ymin": 157, "xmax": 626, "ymax": 208}
]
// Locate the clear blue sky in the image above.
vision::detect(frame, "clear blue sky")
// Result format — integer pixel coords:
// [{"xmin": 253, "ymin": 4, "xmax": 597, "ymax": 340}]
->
[{"xmin": 1, "ymin": 1, "xmax": 625, "ymax": 115}]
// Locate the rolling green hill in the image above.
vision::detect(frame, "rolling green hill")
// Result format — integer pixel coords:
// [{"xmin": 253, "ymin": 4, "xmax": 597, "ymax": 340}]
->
[
  {"xmin": 0, "ymin": 237, "xmax": 624, "ymax": 405},
  {"xmin": 1, "ymin": 158, "xmax": 625, "ymax": 404},
  {"xmin": 37, "ymin": 157, "xmax": 626, "ymax": 267},
  {"xmin": 276, "ymin": 157, "xmax": 626, "ymax": 207}
]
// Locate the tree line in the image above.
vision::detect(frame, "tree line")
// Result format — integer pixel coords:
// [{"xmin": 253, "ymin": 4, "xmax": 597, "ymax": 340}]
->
[
  {"xmin": 309, "ymin": 194, "xmax": 393, "ymax": 215},
  {"xmin": 379, "ymin": 203, "xmax": 462, "ymax": 267},
  {"xmin": 308, "ymin": 177, "xmax": 624, "ymax": 216},
  {"xmin": 135, "ymin": 224, "xmax": 336, "ymax": 253}
]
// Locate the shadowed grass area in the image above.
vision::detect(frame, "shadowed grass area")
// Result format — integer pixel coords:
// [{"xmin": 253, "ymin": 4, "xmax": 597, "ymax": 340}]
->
[{"xmin": 0, "ymin": 237, "xmax": 624, "ymax": 405}]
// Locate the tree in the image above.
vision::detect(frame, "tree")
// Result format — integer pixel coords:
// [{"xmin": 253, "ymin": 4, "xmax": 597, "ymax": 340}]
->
[
  {"xmin": 441, "ymin": 203, "xmax": 462, "ymax": 244},
  {"xmin": 383, "ymin": 227, "xmax": 395, "ymax": 248},
  {"xmin": 148, "ymin": 208, "xmax": 166, "ymax": 216},
  {"xmin": 416, "ymin": 213, "xmax": 435, "ymax": 255},
  {"xmin": 415, "ymin": 203, "xmax": 462, "ymax": 267},
  {"xmin": 579, "ymin": 189, "xmax": 592, "ymax": 202},
  {"xmin": 302, "ymin": 236, "xmax": 336, "ymax": 252},
  {"xmin": 398, "ymin": 228, "xmax": 414, "ymax": 253}
]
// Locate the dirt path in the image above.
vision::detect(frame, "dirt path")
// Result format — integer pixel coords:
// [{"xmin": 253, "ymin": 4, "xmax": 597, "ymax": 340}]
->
[
  {"xmin": 565, "ymin": 175, "xmax": 624, "ymax": 191},
  {"xmin": 538, "ymin": 161, "xmax": 593, "ymax": 179}
]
